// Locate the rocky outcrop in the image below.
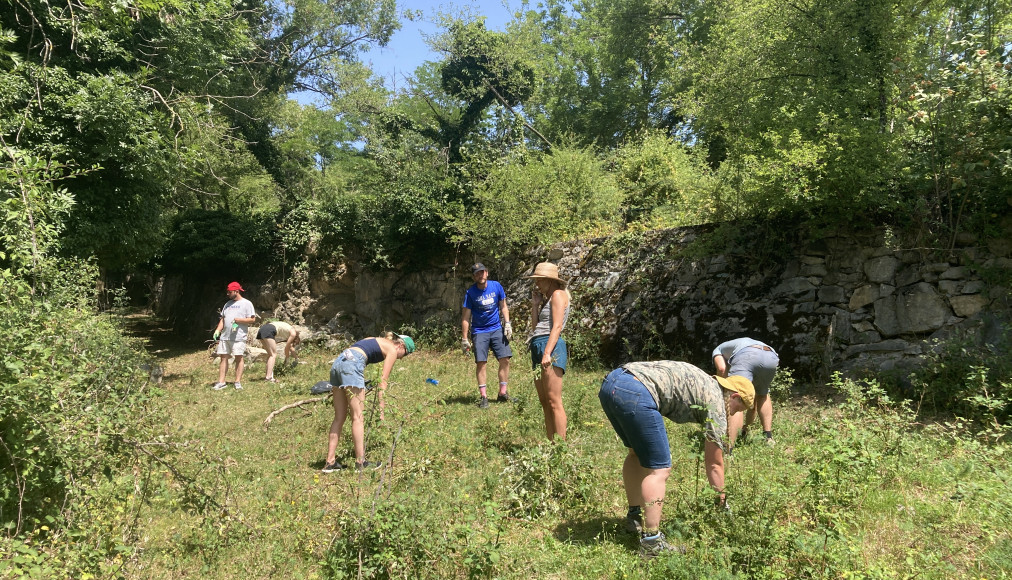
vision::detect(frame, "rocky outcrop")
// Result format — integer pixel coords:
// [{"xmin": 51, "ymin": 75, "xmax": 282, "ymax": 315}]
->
[
  {"xmin": 520, "ymin": 228, "xmax": 1010, "ymax": 380},
  {"xmin": 155, "ymin": 224, "xmax": 1010, "ymax": 383}
]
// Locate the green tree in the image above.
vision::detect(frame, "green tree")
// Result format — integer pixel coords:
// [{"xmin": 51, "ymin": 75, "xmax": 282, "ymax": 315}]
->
[
  {"xmin": 518, "ymin": 0, "xmax": 689, "ymax": 148},
  {"xmin": 449, "ymin": 144, "xmax": 622, "ymax": 257}
]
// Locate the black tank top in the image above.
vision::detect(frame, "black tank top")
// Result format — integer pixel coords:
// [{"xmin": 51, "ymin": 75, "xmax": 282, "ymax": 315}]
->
[{"xmin": 351, "ymin": 338, "xmax": 385, "ymax": 364}]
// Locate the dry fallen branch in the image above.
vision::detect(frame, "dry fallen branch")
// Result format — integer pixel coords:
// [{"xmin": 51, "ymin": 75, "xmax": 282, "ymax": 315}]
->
[{"xmin": 262, "ymin": 395, "xmax": 331, "ymax": 430}]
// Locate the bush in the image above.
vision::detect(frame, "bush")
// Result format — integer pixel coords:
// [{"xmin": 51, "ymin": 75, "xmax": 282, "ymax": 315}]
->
[
  {"xmin": 324, "ymin": 495, "xmax": 504, "ymax": 579},
  {"xmin": 498, "ymin": 441, "xmax": 594, "ymax": 520},
  {"xmin": 910, "ymin": 332, "xmax": 1012, "ymax": 442},
  {"xmin": 0, "ymin": 269, "xmax": 164, "ymax": 577},
  {"xmin": 449, "ymin": 145, "xmax": 623, "ymax": 258}
]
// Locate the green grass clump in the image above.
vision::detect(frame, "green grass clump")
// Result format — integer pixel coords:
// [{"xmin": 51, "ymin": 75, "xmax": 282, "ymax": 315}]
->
[{"xmin": 19, "ymin": 313, "xmax": 1007, "ymax": 579}]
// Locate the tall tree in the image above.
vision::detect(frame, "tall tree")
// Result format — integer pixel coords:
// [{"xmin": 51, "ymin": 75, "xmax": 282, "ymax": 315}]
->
[{"xmin": 517, "ymin": 0, "xmax": 689, "ymax": 148}]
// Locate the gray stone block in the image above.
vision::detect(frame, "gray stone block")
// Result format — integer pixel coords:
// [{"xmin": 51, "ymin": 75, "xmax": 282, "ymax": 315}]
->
[
  {"xmin": 864, "ymin": 256, "xmax": 899, "ymax": 283},
  {"xmin": 849, "ymin": 285, "xmax": 878, "ymax": 310}
]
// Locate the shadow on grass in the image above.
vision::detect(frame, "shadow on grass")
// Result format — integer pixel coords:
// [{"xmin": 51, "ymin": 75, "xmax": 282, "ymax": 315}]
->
[
  {"xmin": 552, "ymin": 516, "xmax": 639, "ymax": 549},
  {"xmin": 438, "ymin": 394, "xmax": 483, "ymax": 406}
]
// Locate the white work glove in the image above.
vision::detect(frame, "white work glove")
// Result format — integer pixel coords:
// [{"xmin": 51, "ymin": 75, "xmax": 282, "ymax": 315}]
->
[
  {"xmin": 462, "ymin": 338, "xmax": 471, "ymax": 355},
  {"xmin": 504, "ymin": 321, "xmax": 513, "ymax": 341}
]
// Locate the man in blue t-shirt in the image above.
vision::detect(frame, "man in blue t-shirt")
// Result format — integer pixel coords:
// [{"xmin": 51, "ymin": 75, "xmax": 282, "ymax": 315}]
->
[{"xmin": 461, "ymin": 262, "xmax": 513, "ymax": 409}]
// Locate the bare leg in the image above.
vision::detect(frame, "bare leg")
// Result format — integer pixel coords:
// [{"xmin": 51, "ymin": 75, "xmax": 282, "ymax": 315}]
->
[
  {"xmin": 234, "ymin": 355, "xmax": 245, "ymax": 383},
  {"xmin": 727, "ymin": 407, "xmax": 744, "ymax": 447},
  {"xmin": 217, "ymin": 355, "xmax": 230, "ymax": 383},
  {"xmin": 475, "ymin": 361, "xmax": 488, "ymax": 396},
  {"xmin": 534, "ymin": 373, "xmax": 551, "ymax": 436},
  {"xmin": 756, "ymin": 394, "xmax": 773, "ymax": 432},
  {"xmin": 622, "ymin": 450, "xmax": 670, "ymax": 531},
  {"xmin": 326, "ymin": 388, "xmax": 348, "ymax": 463},
  {"xmin": 347, "ymin": 387, "xmax": 367, "ymax": 463},
  {"xmin": 541, "ymin": 366, "xmax": 566, "ymax": 440},
  {"xmin": 497, "ymin": 357, "xmax": 510, "ymax": 392},
  {"xmin": 263, "ymin": 338, "xmax": 277, "ymax": 379}
]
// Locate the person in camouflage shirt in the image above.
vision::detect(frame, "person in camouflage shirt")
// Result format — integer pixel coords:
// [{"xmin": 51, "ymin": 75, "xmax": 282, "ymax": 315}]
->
[{"xmin": 598, "ymin": 361, "xmax": 755, "ymax": 556}]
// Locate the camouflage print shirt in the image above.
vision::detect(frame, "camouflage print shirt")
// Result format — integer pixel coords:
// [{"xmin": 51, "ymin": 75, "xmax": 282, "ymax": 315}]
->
[{"xmin": 621, "ymin": 361, "xmax": 729, "ymax": 452}]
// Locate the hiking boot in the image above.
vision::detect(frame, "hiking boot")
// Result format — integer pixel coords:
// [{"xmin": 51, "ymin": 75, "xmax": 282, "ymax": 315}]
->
[
  {"xmin": 624, "ymin": 514, "xmax": 643, "ymax": 534},
  {"xmin": 478, "ymin": 396, "xmax": 489, "ymax": 409},
  {"xmin": 639, "ymin": 532, "xmax": 685, "ymax": 557},
  {"xmin": 233, "ymin": 382, "xmax": 243, "ymax": 390},
  {"xmin": 356, "ymin": 461, "xmax": 381, "ymax": 470},
  {"xmin": 212, "ymin": 382, "xmax": 228, "ymax": 390},
  {"xmin": 322, "ymin": 460, "xmax": 345, "ymax": 473},
  {"xmin": 496, "ymin": 392, "xmax": 511, "ymax": 403}
]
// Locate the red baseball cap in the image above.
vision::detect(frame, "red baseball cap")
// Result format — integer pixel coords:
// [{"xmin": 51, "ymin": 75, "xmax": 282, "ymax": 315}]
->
[{"xmin": 227, "ymin": 281, "xmax": 244, "ymax": 292}]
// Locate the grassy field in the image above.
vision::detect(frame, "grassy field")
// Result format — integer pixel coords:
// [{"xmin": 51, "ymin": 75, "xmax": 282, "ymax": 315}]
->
[{"xmin": 124, "ymin": 315, "xmax": 1011, "ymax": 579}]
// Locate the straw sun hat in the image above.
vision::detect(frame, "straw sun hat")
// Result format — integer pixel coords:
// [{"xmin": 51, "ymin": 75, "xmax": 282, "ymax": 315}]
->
[{"xmin": 526, "ymin": 262, "xmax": 567, "ymax": 288}]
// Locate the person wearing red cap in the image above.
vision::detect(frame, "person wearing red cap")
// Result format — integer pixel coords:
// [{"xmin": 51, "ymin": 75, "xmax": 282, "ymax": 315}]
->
[{"xmin": 211, "ymin": 282, "xmax": 257, "ymax": 390}]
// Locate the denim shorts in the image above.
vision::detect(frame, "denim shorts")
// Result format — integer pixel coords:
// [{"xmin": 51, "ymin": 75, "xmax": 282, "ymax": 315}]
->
[
  {"xmin": 728, "ymin": 347, "xmax": 780, "ymax": 396},
  {"xmin": 529, "ymin": 335, "xmax": 567, "ymax": 373},
  {"xmin": 598, "ymin": 368, "xmax": 671, "ymax": 469},
  {"xmin": 472, "ymin": 328, "xmax": 512, "ymax": 363},
  {"xmin": 330, "ymin": 349, "xmax": 368, "ymax": 389}
]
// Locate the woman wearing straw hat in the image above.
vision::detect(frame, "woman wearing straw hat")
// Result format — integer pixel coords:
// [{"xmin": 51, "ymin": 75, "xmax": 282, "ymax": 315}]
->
[
  {"xmin": 527, "ymin": 262, "xmax": 571, "ymax": 441},
  {"xmin": 598, "ymin": 361, "xmax": 754, "ymax": 556},
  {"xmin": 322, "ymin": 332, "xmax": 415, "ymax": 472}
]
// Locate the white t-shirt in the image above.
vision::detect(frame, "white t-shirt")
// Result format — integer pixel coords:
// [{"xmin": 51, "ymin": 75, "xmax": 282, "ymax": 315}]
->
[{"xmin": 220, "ymin": 298, "xmax": 255, "ymax": 341}]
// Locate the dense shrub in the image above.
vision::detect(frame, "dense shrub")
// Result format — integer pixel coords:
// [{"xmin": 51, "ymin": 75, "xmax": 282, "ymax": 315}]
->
[
  {"xmin": 0, "ymin": 270, "xmax": 163, "ymax": 577},
  {"xmin": 159, "ymin": 208, "xmax": 281, "ymax": 278},
  {"xmin": 910, "ymin": 332, "xmax": 1012, "ymax": 442}
]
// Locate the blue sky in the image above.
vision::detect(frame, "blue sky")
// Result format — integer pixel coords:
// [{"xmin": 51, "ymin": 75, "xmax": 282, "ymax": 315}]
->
[{"xmin": 362, "ymin": 0, "xmax": 520, "ymax": 89}]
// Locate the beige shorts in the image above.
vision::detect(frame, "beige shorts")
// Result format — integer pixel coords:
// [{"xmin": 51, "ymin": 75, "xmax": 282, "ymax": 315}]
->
[{"xmin": 216, "ymin": 339, "xmax": 247, "ymax": 357}]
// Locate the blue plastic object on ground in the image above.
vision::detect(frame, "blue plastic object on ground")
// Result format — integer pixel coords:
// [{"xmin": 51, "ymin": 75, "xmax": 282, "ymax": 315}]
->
[{"xmin": 425, "ymin": 378, "xmax": 439, "ymax": 385}]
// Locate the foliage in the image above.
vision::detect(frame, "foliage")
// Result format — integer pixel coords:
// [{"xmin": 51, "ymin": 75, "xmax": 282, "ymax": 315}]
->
[
  {"xmin": 324, "ymin": 496, "xmax": 504, "ymax": 579},
  {"xmin": 910, "ymin": 332, "xmax": 1012, "ymax": 442},
  {"xmin": 517, "ymin": 0, "xmax": 688, "ymax": 148},
  {"xmin": 499, "ymin": 441, "xmax": 595, "ymax": 520},
  {"xmin": 159, "ymin": 208, "xmax": 281, "ymax": 279},
  {"xmin": 448, "ymin": 145, "xmax": 622, "ymax": 258},
  {"xmin": 610, "ymin": 130, "xmax": 716, "ymax": 224},
  {"xmin": 0, "ymin": 146, "xmax": 76, "ymax": 280},
  {"xmin": 901, "ymin": 34, "xmax": 1012, "ymax": 246},
  {"xmin": 0, "ymin": 271, "xmax": 163, "ymax": 577}
]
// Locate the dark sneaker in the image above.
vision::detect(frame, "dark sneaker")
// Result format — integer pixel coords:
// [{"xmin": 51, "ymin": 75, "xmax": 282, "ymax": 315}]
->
[
  {"xmin": 322, "ymin": 460, "xmax": 345, "ymax": 473},
  {"xmin": 624, "ymin": 514, "xmax": 643, "ymax": 534},
  {"xmin": 478, "ymin": 396, "xmax": 489, "ymax": 409},
  {"xmin": 356, "ymin": 461, "xmax": 381, "ymax": 470},
  {"xmin": 212, "ymin": 382, "xmax": 228, "ymax": 390},
  {"xmin": 639, "ymin": 532, "xmax": 685, "ymax": 557},
  {"xmin": 496, "ymin": 392, "xmax": 511, "ymax": 403}
]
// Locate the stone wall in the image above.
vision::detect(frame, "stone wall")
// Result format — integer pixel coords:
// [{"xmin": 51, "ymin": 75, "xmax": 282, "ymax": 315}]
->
[
  {"xmin": 522, "ymin": 227, "xmax": 1010, "ymax": 380},
  {"xmin": 156, "ymin": 224, "xmax": 1011, "ymax": 381}
]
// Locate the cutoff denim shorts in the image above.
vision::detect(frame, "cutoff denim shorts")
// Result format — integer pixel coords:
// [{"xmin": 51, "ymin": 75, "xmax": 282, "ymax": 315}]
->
[
  {"xmin": 330, "ymin": 348, "xmax": 368, "ymax": 389},
  {"xmin": 529, "ymin": 335, "xmax": 568, "ymax": 373},
  {"xmin": 598, "ymin": 368, "xmax": 671, "ymax": 469}
]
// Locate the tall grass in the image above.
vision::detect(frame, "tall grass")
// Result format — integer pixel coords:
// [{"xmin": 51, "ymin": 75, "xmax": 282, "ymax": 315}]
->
[{"xmin": 14, "ymin": 316, "xmax": 1008, "ymax": 579}]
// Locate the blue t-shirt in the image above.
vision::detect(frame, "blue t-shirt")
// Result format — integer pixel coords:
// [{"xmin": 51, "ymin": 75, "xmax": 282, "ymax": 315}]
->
[{"xmin": 463, "ymin": 280, "xmax": 506, "ymax": 334}]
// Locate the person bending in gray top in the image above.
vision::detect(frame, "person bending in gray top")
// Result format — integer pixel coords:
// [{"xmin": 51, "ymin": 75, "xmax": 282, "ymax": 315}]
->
[{"xmin": 712, "ymin": 337, "xmax": 780, "ymax": 446}]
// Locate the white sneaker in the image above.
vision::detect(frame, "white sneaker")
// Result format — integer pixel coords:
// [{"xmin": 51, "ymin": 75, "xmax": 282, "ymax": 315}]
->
[
  {"xmin": 234, "ymin": 382, "xmax": 243, "ymax": 390},
  {"xmin": 212, "ymin": 382, "xmax": 228, "ymax": 390}
]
